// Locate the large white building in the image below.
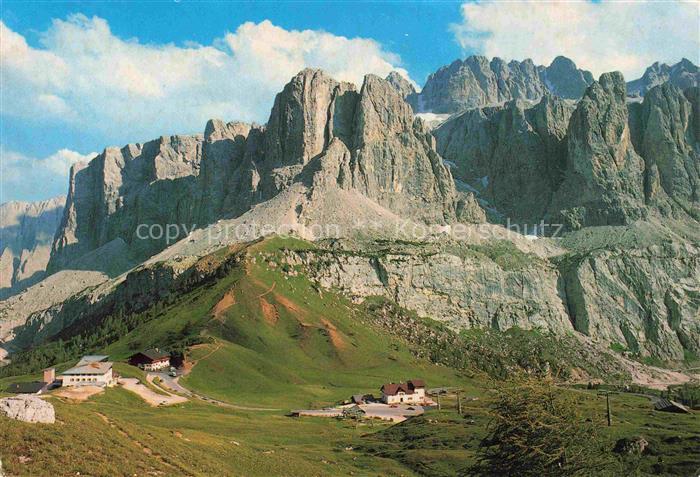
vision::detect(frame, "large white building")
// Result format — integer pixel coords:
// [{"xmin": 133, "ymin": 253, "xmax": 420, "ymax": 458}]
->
[
  {"xmin": 381, "ymin": 380, "xmax": 426, "ymax": 404},
  {"xmin": 59, "ymin": 355, "xmax": 115, "ymax": 387}
]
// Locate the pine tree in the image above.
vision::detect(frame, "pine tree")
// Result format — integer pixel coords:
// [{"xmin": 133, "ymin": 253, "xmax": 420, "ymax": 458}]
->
[{"xmin": 466, "ymin": 375, "xmax": 617, "ymax": 476}]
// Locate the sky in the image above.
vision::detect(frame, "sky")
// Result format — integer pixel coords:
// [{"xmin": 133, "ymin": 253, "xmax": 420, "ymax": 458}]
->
[{"xmin": 1, "ymin": 0, "xmax": 698, "ymax": 203}]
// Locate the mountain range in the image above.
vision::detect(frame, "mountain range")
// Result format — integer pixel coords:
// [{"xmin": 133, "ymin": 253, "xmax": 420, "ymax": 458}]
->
[{"xmin": 1, "ymin": 55, "xmax": 698, "ymax": 368}]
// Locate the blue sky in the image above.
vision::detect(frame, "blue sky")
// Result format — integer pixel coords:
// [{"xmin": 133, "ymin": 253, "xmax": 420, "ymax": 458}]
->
[{"xmin": 1, "ymin": 0, "xmax": 698, "ymax": 202}]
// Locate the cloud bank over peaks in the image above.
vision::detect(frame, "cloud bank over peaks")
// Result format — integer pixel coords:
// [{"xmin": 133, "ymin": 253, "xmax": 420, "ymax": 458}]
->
[
  {"xmin": 451, "ymin": 0, "xmax": 699, "ymax": 79},
  {"xmin": 0, "ymin": 15, "xmax": 411, "ymax": 140}
]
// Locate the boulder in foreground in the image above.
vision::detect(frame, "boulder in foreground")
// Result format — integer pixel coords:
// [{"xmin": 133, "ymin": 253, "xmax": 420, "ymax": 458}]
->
[{"xmin": 0, "ymin": 395, "xmax": 55, "ymax": 424}]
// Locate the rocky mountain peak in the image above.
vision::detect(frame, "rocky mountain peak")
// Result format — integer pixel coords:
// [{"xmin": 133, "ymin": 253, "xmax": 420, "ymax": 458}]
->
[
  {"xmin": 204, "ymin": 119, "xmax": 251, "ymax": 142},
  {"xmin": 45, "ymin": 68, "xmax": 484, "ymax": 276},
  {"xmin": 265, "ymin": 68, "xmax": 357, "ymax": 168},
  {"xmin": 629, "ymin": 82, "xmax": 699, "ymax": 218},
  {"xmin": 627, "ymin": 58, "xmax": 699, "ymax": 96},
  {"xmin": 356, "ymin": 73, "xmax": 414, "ymax": 137},
  {"xmin": 547, "ymin": 71, "xmax": 647, "ymax": 228},
  {"xmin": 545, "ymin": 56, "xmax": 595, "ymax": 99},
  {"xmin": 550, "ymin": 55, "xmax": 577, "ymax": 70},
  {"xmin": 598, "ymin": 71, "xmax": 626, "ymax": 100},
  {"xmin": 409, "ymin": 54, "xmax": 592, "ymax": 114},
  {"xmin": 385, "ymin": 71, "xmax": 416, "ymax": 98}
]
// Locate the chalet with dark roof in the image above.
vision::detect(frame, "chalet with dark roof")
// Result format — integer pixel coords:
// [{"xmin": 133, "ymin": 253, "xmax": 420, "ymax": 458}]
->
[
  {"xmin": 380, "ymin": 379, "xmax": 426, "ymax": 404},
  {"xmin": 129, "ymin": 349, "xmax": 171, "ymax": 371}
]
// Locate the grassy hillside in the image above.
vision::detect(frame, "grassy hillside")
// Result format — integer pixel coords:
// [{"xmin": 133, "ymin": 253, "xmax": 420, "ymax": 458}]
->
[
  {"xmin": 1, "ymin": 386, "xmax": 415, "ymax": 476},
  {"xmin": 0, "ymin": 236, "xmax": 472, "ymax": 475},
  {"xmin": 1, "ymin": 236, "xmax": 698, "ymax": 476}
]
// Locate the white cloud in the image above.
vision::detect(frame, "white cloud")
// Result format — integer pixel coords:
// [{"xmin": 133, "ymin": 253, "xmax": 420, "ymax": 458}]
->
[
  {"xmin": 0, "ymin": 147, "xmax": 96, "ymax": 202},
  {"xmin": 0, "ymin": 15, "xmax": 410, "ymax": 141},
  {"xmin": 451, "ymin": 0, "xmax": 699, "ymax": 79}
]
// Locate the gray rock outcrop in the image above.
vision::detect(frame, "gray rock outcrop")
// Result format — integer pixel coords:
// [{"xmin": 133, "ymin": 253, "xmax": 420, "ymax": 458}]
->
[
  {"xmin": 0, "ymin": 395, "xmax": 55, "ymax": 423},
  {"xmin": 408, "ymin": 55, "xmax": 593, "ymax": 114},
  {"xmin": 544, "ymin": 56, "xmax": 595, "ymax": 99},
  {"xmin": 548, "ymin": 72, "xmax": 647, "ymax": 228},
  {"xmin": 49, "ymin": 135, "xmax": 203, "ymax": 272},
  {"xmin": 435, "ymin": 94, "xmax": 575, "ymax": 223},
  {"xmin": 557, "ymin": 230, "xmax": 700, "ymax": 359},
  {"xmin": 280, "ymin": 221, "xmax": 699, "ymax": 361},
  {"xmin": 629, "ymin": 83, "xmax": 699, "ymax": 219},
  {"xmin": 627, "ymin": 58, "xmax": 699, "ymax": 97},
  {"xmin": 283, "ymin": 240, "xmax": 572, "ymax": 333},
  {"xmin": 0, "ymin": 197, "xmax": 65, "ymax": 298},
  {"xmin": 47, "ymin": 69, "xmax": 484, "ymax": 275},
  {"xmin": 436, "ymin": 71, "xmax": 700, "ymax": 230}
]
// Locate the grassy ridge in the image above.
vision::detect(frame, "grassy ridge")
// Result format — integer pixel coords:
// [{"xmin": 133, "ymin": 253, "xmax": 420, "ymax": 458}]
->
[{"xmin": 180, "ymin": 238, "xmax": 470, "ymax": 408}]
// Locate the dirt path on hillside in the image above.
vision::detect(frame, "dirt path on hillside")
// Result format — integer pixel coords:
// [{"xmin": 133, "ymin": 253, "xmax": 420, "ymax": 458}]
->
[
  {"xmin": 119, "ymin": 378, "xmax": 187, "ymax": 406},
  {"xmin": 256, "ymin": 281, "xmax": 276, "ymax": 297},
  {"xmin": 94, "ymin": 411, "xmax": 192, "ymax": 476}
]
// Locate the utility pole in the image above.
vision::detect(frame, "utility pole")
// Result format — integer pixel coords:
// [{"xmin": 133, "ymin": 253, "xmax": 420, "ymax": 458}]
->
[
  {"xmin": 597, "ymin": 390, "xmax": 618, "ymax": 426},
  {"xmin": 437, "ymin": 392, "xmax": 441, "ymax": 410},
  {"xmin": 457, "ymin": 392, "xmax": 462, "ymax": 415}
]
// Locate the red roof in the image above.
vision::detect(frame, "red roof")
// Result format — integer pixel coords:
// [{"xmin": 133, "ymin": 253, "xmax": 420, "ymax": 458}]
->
[{"xmin": 381, "ymin": 380, "xmax": 426, "ymax": 396}]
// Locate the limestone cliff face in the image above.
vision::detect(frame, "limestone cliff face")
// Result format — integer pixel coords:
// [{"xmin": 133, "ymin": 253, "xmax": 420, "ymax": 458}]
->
[
  {"xmin": 629, "ymin": 83, "xmax": 700, "ymax": 219},
  {"xmin": 435, "ymin": 94, "xmax": 574, "ymax": 223},
  {"xmin": 548, "ymin": 72, "xmax": 647, "ymax": 228},
  {"xmin": 627, "ymin": 59, "xmax": 699, "ymax": 97},
  {"xmin": 409, "ymin": 55, "xmax": 592, "ymax": 114},
  {"xmin": 283, "ymin": 243, "xmax": 572, "ymax": 333},
  {"xmin": 0, "ymin": 197, "xmax": 65, "ymax": 297},
  {"xmin": 436, "ymin": 71, "xmax": 700, "ymax": 230},
  {"xmin": 47, "ymin": 69, "xmax": 483, "ymax": 275},
  {"xmin": 197, "ymin": 119, "xmax": 263, "ymax": 224},
  {"xmin": 558, "ymin": 240, "xmax": 700, "ymax": 360},
  {"xmin": 280, "ymin": 226, "xmax": 699, "ymax": 361},
  {"xmin": 349, "ymin": 75, "xmax": 462, "ymax": 222},
  {"xmin": 49, "ymin": 135, "xmax": 203, "ymax": 272}
]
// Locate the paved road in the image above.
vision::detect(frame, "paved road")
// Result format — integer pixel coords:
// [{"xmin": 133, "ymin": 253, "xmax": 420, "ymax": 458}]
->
[{"xmin": 150, "ymin": 371, "xmax": 192, "ymax": 396}]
